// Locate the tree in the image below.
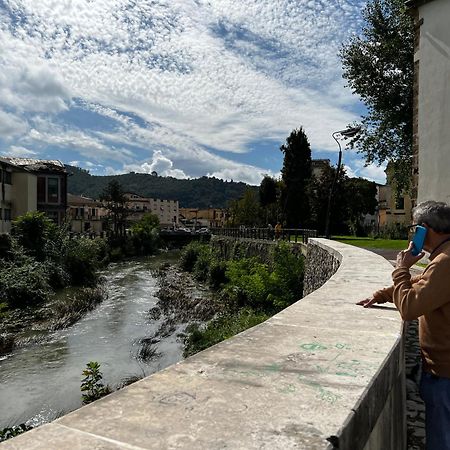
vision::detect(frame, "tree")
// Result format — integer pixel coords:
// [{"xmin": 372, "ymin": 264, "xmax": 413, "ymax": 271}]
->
[
  {"xmin": 131, "ymin": 213, "xmax": 160, "ymax": 255},
  {"xmin": 280, "ymin": 127, "xmax": 312, "ymax": 227},
  {"xmin": 340, "ymin": 0, "xmax": 414, "ymax": 191},
  {"xmin": 228, "ymin": 189, "xmax": 262, "ymax": 226},
  {"xmin": 100, "ymin": 180, "xmax": 129, "ymax": 238},
  {"xmin": 259, "ymin": 176, "xmax": 280, "ymax": 226}
]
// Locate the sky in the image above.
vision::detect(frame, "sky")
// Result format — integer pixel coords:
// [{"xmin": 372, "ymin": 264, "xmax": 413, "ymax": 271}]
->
[{"xmin": 0, "ymin": 0, "xmax": 387, "ymax": 186}]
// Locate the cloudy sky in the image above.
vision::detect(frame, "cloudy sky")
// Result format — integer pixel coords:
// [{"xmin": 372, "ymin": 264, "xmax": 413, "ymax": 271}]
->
[{"xmin": 0, "ymin": 0, "xmax": 387, "ymax": 185}]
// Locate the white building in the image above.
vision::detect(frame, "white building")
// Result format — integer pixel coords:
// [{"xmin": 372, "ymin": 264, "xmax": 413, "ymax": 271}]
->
[
  {"xmin": 407, "ymin": 0, "xmax": 450, "ymax": 203},
  {"xmin": 125, "ymin": 193, "xmax": 179, "ymax": 227}
]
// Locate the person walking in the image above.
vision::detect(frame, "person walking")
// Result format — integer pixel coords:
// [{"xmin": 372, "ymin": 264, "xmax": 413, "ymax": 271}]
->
[{"xmin": 358, "ymin": 201, "xmax": 450, "ymax": 450}]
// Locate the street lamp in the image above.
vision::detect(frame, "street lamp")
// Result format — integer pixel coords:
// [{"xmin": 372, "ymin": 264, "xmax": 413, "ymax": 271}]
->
[{"xmin": 324, "ymin": 126, "xmax": 361, "ymax": 238}]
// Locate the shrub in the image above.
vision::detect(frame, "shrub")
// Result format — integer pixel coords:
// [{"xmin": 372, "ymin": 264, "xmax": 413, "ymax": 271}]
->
[
  {"xmin": 193, "ymin": 246, "xmax": 214, "ymax": 281},
  {"xmin": 11, "ymin": 211, "xmax": 57, "ymax": 261},
  {"xmin": 208, "ymin": 260, "xmax": 228, "ymax": 290},
  {"xmin": 81, "ymin": 361, "xmax": 111, "ymax": 404},
  {"xmin": 65, "ymin": 238, "xmax": 107, "ymax": 285},
  {"xmin": 184, "ymin": 308, "xmax": 269, "ymax": 357},
  {"xmin": 131, "ymin": 213, "xmax": 160, "ymax": 255},
  {"xmin": 0, "ymin": 258, "xmax": 50, "ymax": 308},
  {"xmin": 180, "ymin": 241, "xmax": 205, "ymax": 272}
]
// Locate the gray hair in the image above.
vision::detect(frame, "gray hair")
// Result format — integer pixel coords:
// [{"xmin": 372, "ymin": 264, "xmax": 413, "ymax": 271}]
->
[{"xmin": 413, "ymin": 201, "xmax": 450, "ymax": 233}]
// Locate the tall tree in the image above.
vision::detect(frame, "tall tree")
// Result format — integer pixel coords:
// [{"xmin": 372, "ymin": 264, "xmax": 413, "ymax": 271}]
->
[
  {"xmin": 280, "ymin": 127, "xmax": 312, "ymax": 227},
  {"xmin": 259, "ymin": 175, "xmax": 280, "ymax": 226},
  {"xmin": 100, "ymin": 180, "xmax": 129, "ymax": 237},
  {"xmin": 340, "ymin": 0, "xmax": 414, "ymax": 191}
]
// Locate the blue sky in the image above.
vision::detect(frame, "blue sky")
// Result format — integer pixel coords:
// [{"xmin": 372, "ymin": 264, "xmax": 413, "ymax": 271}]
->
[{"xmin": 0, "ymin": 0, "xmax": 387, "ymax": 185}]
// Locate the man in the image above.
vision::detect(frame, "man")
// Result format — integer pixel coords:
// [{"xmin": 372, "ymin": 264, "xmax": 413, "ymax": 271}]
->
[{"xmin": 358, "ymin": 201, "xmax": 450, "ymax": 450}]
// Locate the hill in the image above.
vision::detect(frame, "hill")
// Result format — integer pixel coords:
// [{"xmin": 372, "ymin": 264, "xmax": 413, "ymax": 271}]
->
[{"xmin": 66, "ymin": 165, "xmax": 256, "ymax": 208}]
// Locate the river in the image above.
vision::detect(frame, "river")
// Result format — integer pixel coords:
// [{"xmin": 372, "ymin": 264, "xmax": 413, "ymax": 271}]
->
[{"xmin": 0, "ymin": 252, "xmax": 190, "ymax": 429}]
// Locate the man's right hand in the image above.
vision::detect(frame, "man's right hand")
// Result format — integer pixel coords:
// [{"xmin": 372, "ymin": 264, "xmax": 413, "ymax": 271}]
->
[{"xmin": 356, "ymin": 297, "xmax": 381, "ymax": 308}]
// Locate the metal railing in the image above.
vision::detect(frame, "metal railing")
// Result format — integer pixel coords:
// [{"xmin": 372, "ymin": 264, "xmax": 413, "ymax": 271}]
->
[{"xmin": 210, "ymin": 227, "xmax": 317, "ymax": 244}]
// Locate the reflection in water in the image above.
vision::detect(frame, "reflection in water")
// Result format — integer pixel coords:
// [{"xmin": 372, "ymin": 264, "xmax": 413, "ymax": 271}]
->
[{"xmin": 0, "ymin": 253, "xmax": 184, "ymax": 429}]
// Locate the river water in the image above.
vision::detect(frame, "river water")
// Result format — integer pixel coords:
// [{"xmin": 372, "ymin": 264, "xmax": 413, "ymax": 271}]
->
[{"xmin": 0, "ymin": 252, "xmax": 187, "ymax": 429}]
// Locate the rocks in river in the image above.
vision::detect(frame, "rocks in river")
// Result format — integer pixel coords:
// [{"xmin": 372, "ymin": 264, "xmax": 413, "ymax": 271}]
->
[{"xmin": 0, "ymin": 333, "xmax": 14, "ymax": 355}]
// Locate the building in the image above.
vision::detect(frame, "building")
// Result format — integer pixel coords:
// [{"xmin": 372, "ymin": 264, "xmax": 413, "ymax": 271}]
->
[
  {"xmin": 125, "ymin": 193, "xmax": 179, "ymax": 227},
  {"xmin": 0, "ymin": 157, "xmax": 68, "ymax": 233},
  {"xmin": 377, "ymin": 164, "xmax": 413, "ymax": 228},
  {"xmin": 67, "ymin": 194, "xmax": 108, "ymax": 234},
  {"xmin": 179, "ymin": 208, "xmax": 227, "ymax": 229},
  {"xmin": 407, "ymin": 0, "xmax": 450, "ymax": 204},
  {"xmin": 311, "ymin": 159, "xmax": 331, "ymax": 179}
]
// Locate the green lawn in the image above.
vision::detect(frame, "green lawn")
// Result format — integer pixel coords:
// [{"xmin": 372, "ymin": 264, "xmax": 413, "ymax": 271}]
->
[{"xmin": 333, "ymin": 236, "xmax": 409, "ymax": 250}]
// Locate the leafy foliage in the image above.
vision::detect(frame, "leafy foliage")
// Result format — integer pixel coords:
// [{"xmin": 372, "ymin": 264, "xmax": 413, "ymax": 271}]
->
[
  {"xmin": 340, "ymin": 0, "xmax": 414, "ymax": 190},
  {"xmin": 280, "ymin": 127, "xmax": 312, "ymax": 227},
  {"xmin": 11, "ymin": 211, "xmax": 57, "ymax": 261},
  {"xmin": 130, "ymin": 213, "xmax": 160, "ymax": 255},
  {"xmin": 100, "ymin": 180, "xmax": 130, "ymax": 238},
  {"xmin": 80, "ymin": 361, "xmax": 111, "ymax": 404},
  {"xmin": 228, "ymin": 188, "xmax": 262, "ymax": 226},
  {"xmin": 184, "ymin": 309, "xmax": 269, "ymax": 357},
  {"xmin": 0, "ymin": 424, "xmax": 32, "ymax": 442}
]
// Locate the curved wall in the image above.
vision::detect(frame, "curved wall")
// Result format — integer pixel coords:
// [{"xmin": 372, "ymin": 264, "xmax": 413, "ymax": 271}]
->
[{"xmin": 1, "ymin": 238, "xmax": 405, "ymax": 450}]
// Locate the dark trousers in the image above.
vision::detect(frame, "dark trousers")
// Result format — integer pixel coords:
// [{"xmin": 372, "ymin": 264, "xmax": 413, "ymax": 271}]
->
[{"xmin": 420, "ymin": 371, "xmax": 450, "ymax": 450}]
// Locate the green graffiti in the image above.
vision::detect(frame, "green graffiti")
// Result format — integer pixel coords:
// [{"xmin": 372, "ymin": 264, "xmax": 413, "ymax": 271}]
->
[{"xmin": 300, "ymin": 343, "xmax": 328, "ymax": 351}]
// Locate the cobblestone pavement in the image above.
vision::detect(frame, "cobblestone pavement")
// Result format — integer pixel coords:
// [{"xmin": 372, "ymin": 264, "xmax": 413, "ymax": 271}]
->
[{"xmin": 405, "ymin": 320, "xmax": 426, "ymax": 450}]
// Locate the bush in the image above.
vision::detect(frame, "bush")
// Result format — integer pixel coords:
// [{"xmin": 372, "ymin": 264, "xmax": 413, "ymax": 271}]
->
[
  {"xmin": 370, "ymin": 223, "xmax": 409, "ymax": 240},
  {"xmin": 11, "ymin": 211, "xmax": 57, "ymax": 261},
  {"xmin": 0, "ymin": 258, "xmax": 50, "ymax": 307},
  {"xmin": 193, "ymin": 246, "xmax": 214, "ymax": 281},
  {"xmin": 184, "ymin": 308, "xmax": 269, "ymax": 357},
  {"xmin": 65, "ymin": 238, "xmax": 108, "ymax": 285},
  {"xmin": 180, "ymin": 241, "xmax": 205, "ymax": 272},
  {"xmin": 208, "ymin": 260, "xmax": 228, "ymax": 290},
  {"xmin": 131, "ymin": 213, "xmax": 160, "ymax": 255}
]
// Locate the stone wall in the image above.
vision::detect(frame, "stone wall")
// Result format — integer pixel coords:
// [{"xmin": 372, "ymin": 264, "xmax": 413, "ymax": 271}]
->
[
  {"xmin": 303, "ymin": 240, "xmax": 341, "ymax": 296},
  {"xmin": 2, "ymin": 238, "xmax": 405, "ymax": 450}
]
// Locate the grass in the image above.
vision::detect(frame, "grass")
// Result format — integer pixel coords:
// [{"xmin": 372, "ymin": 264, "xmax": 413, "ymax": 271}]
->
[{"xmin": 333, "ymin": 236, "xmax": 409, "ymax": 250}]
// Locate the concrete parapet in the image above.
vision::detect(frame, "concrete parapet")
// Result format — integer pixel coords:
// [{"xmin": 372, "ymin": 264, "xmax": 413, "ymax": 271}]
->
[{"xmin": 1, "ymin": 239, "xmax": 405, "ymax": 449}]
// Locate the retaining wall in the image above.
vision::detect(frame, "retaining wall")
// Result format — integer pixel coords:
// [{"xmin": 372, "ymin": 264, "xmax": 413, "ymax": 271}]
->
[{"xmin": 1, "ymin": 238, "xmax": 405, "ymax": 450}]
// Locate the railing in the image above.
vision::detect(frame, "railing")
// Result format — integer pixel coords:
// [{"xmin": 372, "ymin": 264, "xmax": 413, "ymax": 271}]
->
[{"xmin": 210, "ymin": 227, "xmax": 317, "ymax": 243}]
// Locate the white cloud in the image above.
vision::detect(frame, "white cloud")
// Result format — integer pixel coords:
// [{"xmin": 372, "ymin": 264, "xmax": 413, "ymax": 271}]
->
[
  {"xmin": 0, "ymin": 110, "xmax": 28, "ymax": 137},
  {"xmin": 0, "ymin": 0, "xmax": 368, "ymax": 183},
  {"xmin": 7, "ymin": 145, "xmax": 36, "ymax": 157},
  {"xmin": 345, "ymin": 159, "xmax": 387, "ymax": 185}
]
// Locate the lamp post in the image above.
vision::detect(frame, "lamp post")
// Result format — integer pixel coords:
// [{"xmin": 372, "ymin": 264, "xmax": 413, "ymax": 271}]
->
[{"xmin": 324, "ymin": 126, "xmax": 361, "ymax": 238}]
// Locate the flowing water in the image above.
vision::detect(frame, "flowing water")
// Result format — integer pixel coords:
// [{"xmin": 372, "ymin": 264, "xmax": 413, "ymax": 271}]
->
[{"xmin": 0, "ymin": 252, "xmax": 189, "ymax": 429}]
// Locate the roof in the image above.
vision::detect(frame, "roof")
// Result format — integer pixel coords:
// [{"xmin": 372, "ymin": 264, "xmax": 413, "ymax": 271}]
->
[{"xmin": 0, "ymin": 157, "xmax": 66, "ymax": 173}]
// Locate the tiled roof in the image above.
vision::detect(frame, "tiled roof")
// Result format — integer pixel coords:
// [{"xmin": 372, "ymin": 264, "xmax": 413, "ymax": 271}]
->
[{"xmin": 0, "ymin": 156, "xmax": 66, "ymax": 173}]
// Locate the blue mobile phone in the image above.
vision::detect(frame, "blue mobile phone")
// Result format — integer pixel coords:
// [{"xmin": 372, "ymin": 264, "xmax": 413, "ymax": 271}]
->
[{"xmin": 411, "ymin": 225, "xmax": 427, "ymax": 256}]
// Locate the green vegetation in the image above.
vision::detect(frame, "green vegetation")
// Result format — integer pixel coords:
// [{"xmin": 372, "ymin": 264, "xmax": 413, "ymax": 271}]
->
[
  {"xmin": 180, "ymin": 241, "xmax": 304, "ymax": 356},
  {"xmin": 340, "ymin": 0, "xmax": 414, "ymax": 192},
  {"xmin": 0, "ymin": 424, "xmax": 32, "ymax": 443},
  {"xmin": 80, "ymin": 361, "xmax": 111, "ymax": 404},
  {"xmin": 333, "ymin": 236, "xmax": 408, "ymax": 250},
  {"xmin": 67, "ymin": 165, "xmax": 255, "ymax": 209}
]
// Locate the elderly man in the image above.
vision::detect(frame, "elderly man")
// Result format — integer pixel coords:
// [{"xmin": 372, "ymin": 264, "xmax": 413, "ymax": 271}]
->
[{"xmin": 358, "ymin": 201, "xmax": 450, "ymax": 450}]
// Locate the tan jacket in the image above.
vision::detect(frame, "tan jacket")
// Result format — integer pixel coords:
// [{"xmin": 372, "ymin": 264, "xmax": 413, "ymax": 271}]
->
[{"xmin": 373, "ymin": 241, "xmax": 450, "ymax": 378}]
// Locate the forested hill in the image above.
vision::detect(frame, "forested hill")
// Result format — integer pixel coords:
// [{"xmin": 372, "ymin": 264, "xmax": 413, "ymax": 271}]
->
[{"xmin": 66, "ymin": 165, "xmax": 256, "ymax": 208}]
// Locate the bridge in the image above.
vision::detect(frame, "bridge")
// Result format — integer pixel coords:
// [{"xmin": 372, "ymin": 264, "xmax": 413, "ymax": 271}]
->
[{"xmin": 2, "ymin": 236, "xmax": 414, "ymax": 449}]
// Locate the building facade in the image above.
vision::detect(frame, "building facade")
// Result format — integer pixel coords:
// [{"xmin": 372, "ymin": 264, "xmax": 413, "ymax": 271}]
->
[
  {"xmin": 179, "ymin": 208, "xmax": 227, "ymax": 229},
  {"xmin": 0, "ymin": 157, "xmax": 68, "ymax": 233},
  {"xmin": 125, "ymin": 193, "xmax": 179, "ymax": 227},
  {"xmin": 407, "ymin": 0, "xmax": 450, "ymax": 204},
  {"xmin": 67, "ymin": 194, "xmax": 108, "ymax": 234}
]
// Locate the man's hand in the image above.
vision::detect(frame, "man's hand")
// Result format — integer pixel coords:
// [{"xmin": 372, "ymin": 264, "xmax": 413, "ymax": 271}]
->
[
  {"xmin": 357, "ymin": 297, "xmax": 383, "ymax": 308},
  {"xmin": 396, "ymin": 242, "xmax": 425, "ymax": 269}
]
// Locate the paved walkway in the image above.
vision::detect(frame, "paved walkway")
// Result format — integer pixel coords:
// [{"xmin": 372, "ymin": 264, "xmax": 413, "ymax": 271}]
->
[{"xmin": 369, "ymin": 248, "xmax": 426, "ymax": 450}]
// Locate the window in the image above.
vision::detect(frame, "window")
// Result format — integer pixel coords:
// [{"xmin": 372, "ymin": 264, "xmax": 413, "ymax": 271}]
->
[
  {"xmin": 4, "ymin": 209, "xmax": 11, "ymax": 221},
  {"xmin": 47, "ymin": 178, "xmax": 59, "ymax": 203},
  {"xmin": 395, "ymin": 197, "xmax": 405, "ymax": 210},
  {"xmin": 0, "ymin": 208, "xmax": 2, "ymax": 220},
  {"xmin": 37, "ymin": 177, "xmax": 46, "ymax": 202},
  {"xmin": 4, "ymin": 171, "xmax": 11, "ymax": 184}
]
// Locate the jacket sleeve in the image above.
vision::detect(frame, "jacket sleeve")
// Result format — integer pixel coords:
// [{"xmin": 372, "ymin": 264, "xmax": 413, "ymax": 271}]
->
[
  {"xmin": 372, "ymin": 275, "xmax": 422, "ymax": 304},
  {"xmin": 392, "ymin": 261, "xmax": 450, "ymax": 320}
]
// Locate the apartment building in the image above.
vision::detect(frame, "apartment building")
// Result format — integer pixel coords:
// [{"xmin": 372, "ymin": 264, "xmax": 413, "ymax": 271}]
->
[
  {"xmin": 0, "ymin": 157, "xmax": 68, "ymax": 233},
  {"xmin": 68, "ymin": 193, "xmax": 108, "ymax": 234},
  {"xmin": 125, "ymin": 193, "xmax": 179, "ymax": 227},
  {"xmin": 179, "ymin": 208, "xmax": 227, "ymax": 228}
]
